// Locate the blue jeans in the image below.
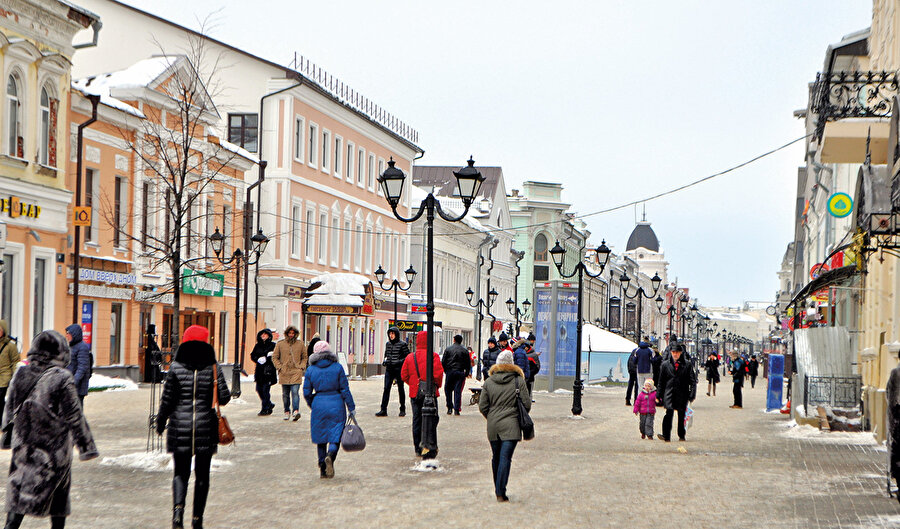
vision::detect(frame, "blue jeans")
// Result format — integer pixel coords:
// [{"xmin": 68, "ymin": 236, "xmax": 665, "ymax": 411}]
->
[
  {"xmin": 489, "ymin": 439, "xmax": 518, "ymax": 497},
  {"xmin": 317, "ymin": 443, "xmax": 339, "ymax": 463},
  {"xmin": 282, "ymin": 384, "xmax": 301, "ymax": 413}
]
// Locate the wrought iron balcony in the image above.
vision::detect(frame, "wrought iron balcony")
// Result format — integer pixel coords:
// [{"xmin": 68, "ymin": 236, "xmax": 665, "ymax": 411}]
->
[{"xmin": 811, "ymin": 71, "xmax": 900, "ymax": 138}]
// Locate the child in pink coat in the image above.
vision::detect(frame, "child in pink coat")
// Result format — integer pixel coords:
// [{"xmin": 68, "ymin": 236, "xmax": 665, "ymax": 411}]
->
[{"xmin": 633, "ymin": 379, "xmax": 657, "ymax": 440}]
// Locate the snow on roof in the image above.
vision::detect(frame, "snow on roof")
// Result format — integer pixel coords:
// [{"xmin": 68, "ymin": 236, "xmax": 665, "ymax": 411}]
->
[
  {"xmin": 582, "ymin": 324, "xmax": 638, "ymax": 353},
  {"xmin": 708, "ymin": 312, "xmax": 758, "ymax": 323},
  {"xmin": 72, "ymin": 57, "xmax": 180, "ymax": 119},
  {"xmin": 303, "ymin": 273, "xmax": 371, "ymax": 307},
  {"xmin": 71, "ymin": 82, "xmax": 145, "ymax": 118},
  {"xmin": 218, "ymin": 137, "xmax": 260, "ymax": 164}
]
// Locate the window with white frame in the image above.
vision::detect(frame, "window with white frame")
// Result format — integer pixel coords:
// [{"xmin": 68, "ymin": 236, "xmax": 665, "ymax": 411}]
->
[
  {"xmin": 308, "ymin": 122, "xmax": 318, "ymax": 168},
  {"xmin": 343, "ymin": 217, "xmax": 351, "ymax": 269},
  {"xmin": 346, "ymin": 142, "xmax": 355, "ymax": 182},
  {"xmin": 354, "ymin": 222, "xmax": 362, "ymax": 272},
  {"xmin": 321, "ymin": 130, "xmax": 330, "ymax": 173},
  {"xmin": 291, "ymin": 205, "xmax": 302, "ymax": 257},
  {"xmin": 84, "ymin": 168, "xmax": 97, "ymax": 242},
  {"xmin": 334, "ymin": 136, "xmax": 343, "ymax": 178},
  {"xmin": 386, "ymin": 232, "xmax": 393, "ymax": 277},
  {"xmin": 331, "ymin": 213, "xmax": 340, "ymax": 267},
  {"xmin": 6, "ymin": 73, "xmax": 22, "ymax": 158},
  {"xmin": 377, "ymin": 158, "xmax": 385, "ymax": 195},
  {"xmin": 222, "ymin": 204, "xmax": 233, "ymax": 255},
  {"xmin": 305, "ymin": 208, "xmax": 315, "ymax": 260},
  {"xmin": 294, "ymin": 116, "xmax": 305, "ymax": 162},
  {"xmin": 375, "ymin": 231, "xmax": 382, "ymax": 272},
  {"xmin": 205, "ymin": 198, "xmax": 215, "ymax": 260},
  {"xmin": 318, "ymin": 211, "xmax": 327, "ymax": 263},
  {"xmin": 357, "ymin": 147, "xmax": 365, "ymax": 186},
  {"xmin": 39, "ymin": 86, "xmax": 57, "ymax": 167},
  {"xmin": 363, "ymin": 227, "xmax": 372, "ymax": 274},
  {"xmin": 114, "ymin": 176, "xmax": 127, "ymax": 249},
  {"xmin": 367, "ymin": 153, "xmax": 376, "ymax": 190}
]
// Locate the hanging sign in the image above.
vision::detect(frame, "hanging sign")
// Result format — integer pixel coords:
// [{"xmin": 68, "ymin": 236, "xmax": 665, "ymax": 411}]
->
[
  {"xmin": 182, "ymin": 269, "xmax": 224, "ymax": 297},
  {"xmin": 73, "ymin": 206, "xmax": 92, "ymax": 227},
  {"xmin": 827, "ymin": 192, "xmax": 853, "ymax": 218}
]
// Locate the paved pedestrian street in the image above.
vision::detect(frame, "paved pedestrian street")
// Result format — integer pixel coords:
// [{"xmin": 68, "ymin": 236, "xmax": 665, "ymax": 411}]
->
[{"xmin": 3, "ymin": 379, "xmax": 896, "ymax": 529}]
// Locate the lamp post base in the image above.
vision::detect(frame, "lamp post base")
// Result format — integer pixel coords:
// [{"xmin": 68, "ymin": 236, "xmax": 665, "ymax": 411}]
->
[
  {"xmin": 421, "ymin": 395, "xmax": 439, "ymax": 453},
  {"xmin": 230, "ymin": 363, "xmax": 242, "ymax": 399},
  {"xmin": 571, "ymin": 378, "xmax": 584, "ymax": 416}
]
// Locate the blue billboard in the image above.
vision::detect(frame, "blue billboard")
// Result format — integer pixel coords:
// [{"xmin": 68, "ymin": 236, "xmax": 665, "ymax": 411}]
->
[
  {"xmin": 555, "ymin": 289, "xmax": 578, "ymax": 377},
  {"xmin": 533, "ymin": 288, "xmax": 552, "ymax": 376}
]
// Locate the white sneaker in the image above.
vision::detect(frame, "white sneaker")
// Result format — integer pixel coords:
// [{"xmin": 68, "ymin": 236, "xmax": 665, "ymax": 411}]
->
[
  {"xmin": 283, "ymin": 412, "xmax": 290, "ymax": 421},
  {"xmin": 292, "ymin": 411, "xmax": 301, "ymax": 421}
]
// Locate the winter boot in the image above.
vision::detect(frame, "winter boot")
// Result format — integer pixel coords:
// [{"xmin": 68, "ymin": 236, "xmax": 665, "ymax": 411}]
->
[
  {"xmin": 4, "ymin": 512, "xmax": 24, "ymax": 529},
  {"xmin": 399, "ymin": 408, "xmax": 406, "ymax": 417},
  {"xmin": 172, "ymin": 505, "xmax": 185, "ymax": 529},
  {"xmin": 324, "ymin": 453, "xmax": 335, "ymax": 478},
  {"xmin": 319, "ymin": 461, "xmax": 328, "ymax": 478},
  {"xmin": 375, "ymin": 410, "xmax": 387, "ymax": 417},
  {"xmin": 191, "ymin": 517, "xmax": 203, "ymax": 529}
]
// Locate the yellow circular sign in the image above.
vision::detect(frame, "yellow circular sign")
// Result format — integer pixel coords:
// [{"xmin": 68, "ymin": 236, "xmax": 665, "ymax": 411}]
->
[{"xmin": 827, "ymin": 193, "xmax": 853, "ymax": 218}]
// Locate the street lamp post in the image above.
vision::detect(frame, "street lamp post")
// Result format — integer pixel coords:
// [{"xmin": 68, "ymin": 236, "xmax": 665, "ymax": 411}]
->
[
  {"xmin": 621, "ymin": 271, "xmax": 663, "ymax": 343},
  {"xmin": 549, "ymin": 239, "xmax": 611, "ymax": 416},
  {"xmin": 655, "ymin": 297, "xmax": 677, "ymax": 341},
  {"xmin": 506, "ymin": 297, "xmax": 531, "ymax": 339},
  {"xmin": 509, "ymin": 249, "xmax": 527, "ymax": 337},
  {"xmin": 466, "ymin": 285, "xmax": 498, "ymax": 381},
  {"xmin": 378, "ymin": 157, "xmax": 485, "ymax": 458},
  {"xmin": 209, "ymin": 226, "xmax": 269, "ymax": 398},
  {"xmin": 375, "ymin": 264, "xmax": 417, "ymax": 324}
]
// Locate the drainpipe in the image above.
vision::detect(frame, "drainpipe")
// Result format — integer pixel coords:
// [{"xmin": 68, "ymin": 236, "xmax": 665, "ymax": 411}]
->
[
  {"xmin": 473, "ymin": 235, "xmax": 494, "ymax": 380},
  {"xmin": 73, "ymin": 20, "xmax": 102, "ymax": 49},
  {"xmin": 71, "ymin": 94, "xmax": 101, "ymax": 323}
]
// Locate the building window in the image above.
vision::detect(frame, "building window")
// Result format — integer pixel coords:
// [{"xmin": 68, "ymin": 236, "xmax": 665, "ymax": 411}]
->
[
  {"xmin": 331, "ymin": 214, "xmax": 339, "ymax": 267},
  {"xmin": 222, "ymin": 204, "xmax": 233, "ymax": 255},
  {"xmin": 305, "ymin": 208, "xmax": 315, "ymax": 260},
  {"xmin": 85, "ymin": 169, "xmax": 96, "ymax": 242},
  {"xmin": 205, "ymin": 198, "xmax": 214, "ymax": 260},
  {"xmin": 534, "ymin": 233, "xmax": 548, "ymax": 262},
  {"xmin": 354, "ymin": 223, "xmax": 362, "ymax": 272},
  {"xmin": 6, "ymin": 74, "xmax": 22, "ymax": 158},
  {"xmin": 367, "ymin": 153, "xmax": 376, "ymax": 190},
  {"xmin": 294, "ymin": 116, "xmax": 305, "ymax": 162},
  {"xmin": 32, "ymin": 258, "xmax": 46, "ymax": 340},
  {"xmin": 142, "ymin": 182, "xmax": 151, "ymax": 251},
  {"xmin": 110, "ymin": 303, "xmax": 123, "ymax": 364},
  {"xmin": 0, "ymin": 253, "xmax": 13, "ymax": 333},
  {"xmin": 218, "ymin": 311, "xmax": 228, "ymax": 362},
  {"xmin": 322, "ymin": 130, "xmax": 330, "ymax": 172},
  {"xmin": 114, "ymin": 176, "xmax": 123, "ymax": 248},
  {"xmin": 377, "ymin": 158, "xmax": 385, "ymax": 195},
  {"xmin": 357, "ymin": 148, "xmax": 365, "ymax": 185},
  {"xmin": 291, "ymin": 205, "xmax": 302, "ymax": 257},
  {"xmin": 375, "ymin": 232, "xmax": 382, "ymax": 272},
  {"xmin": 308, "ymin": 123, "xmax": 318, "ymax": 168},
  {"xmin": 334, "ymin": 136, "xmax": 343, "ymax": 178},
  {"xmin": 228, "ymin": 113, "xmax": 258, "ymax": 153},
  {"xmin": 318, "ymin": 212, "xmax": 327, "ymax": 263},
  {"xmin": 343, "ymin": 218, "xmax": 351, "ymax": 269},
  {"xmin": 346, "ymin": 142, "xmax": 355, "ymax": 182},
  {"xmin": 363, "ymin": 227, "xmax": 371, "ymax": 274},
  {"xmin": 39, "ymin": 87, "xmax": 57, "ymax": 166}
]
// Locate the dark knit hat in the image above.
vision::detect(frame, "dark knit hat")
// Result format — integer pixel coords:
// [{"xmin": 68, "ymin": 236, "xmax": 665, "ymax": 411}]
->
[
  {"xmin": 498, "ymin": 332, "xmax": 509, "ymax": 342},
  {"xmin": 487, "ymin": 337, "xmax": 497, "ymax": 344},
  {"xmin": 527, "ymin": 332, "xmax": 536, "ymax": 342}
]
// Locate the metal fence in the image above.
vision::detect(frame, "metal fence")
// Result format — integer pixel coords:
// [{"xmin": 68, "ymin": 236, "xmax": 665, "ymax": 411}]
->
[{"xmin": 804, "ymin": 375, "xmax": 862, "ymax": 411}]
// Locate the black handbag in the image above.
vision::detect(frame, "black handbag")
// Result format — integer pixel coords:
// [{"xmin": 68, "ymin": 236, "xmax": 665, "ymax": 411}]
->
[
  {"xmin": 514, "ymin": 377, "xmax": 534, "ymax": 440},
  {"xmin": 340, "ymin": 414, "xmax": 366, "ymax": 452},
  {"xmin": 412, "ymin": 352, "xmax": 429, "ymax": 404}
]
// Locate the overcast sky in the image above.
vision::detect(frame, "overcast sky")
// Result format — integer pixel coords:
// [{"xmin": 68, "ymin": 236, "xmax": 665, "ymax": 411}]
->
[{"xmin": 124, "ymin": 0, "xmax": 872, "ymax": 307}]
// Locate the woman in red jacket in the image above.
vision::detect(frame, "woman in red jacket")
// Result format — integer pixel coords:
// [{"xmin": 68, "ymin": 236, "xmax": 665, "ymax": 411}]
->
[{"xmin": 401, "ymin": 331, "xmax": 443, "ymax": 459}]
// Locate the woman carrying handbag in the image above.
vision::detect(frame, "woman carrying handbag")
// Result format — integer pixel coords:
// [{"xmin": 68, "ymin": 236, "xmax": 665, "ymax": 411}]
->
[
  {"xmin": 478, "ymin": 350, "xmax": 531, "ymax": 502},
  {"xmin": 156, "ymin": 326, "xmax": 231, "ymax": 529},
  {"xmin": 303, "ymin": 341, "xmax": 355, "ymax": 479}
]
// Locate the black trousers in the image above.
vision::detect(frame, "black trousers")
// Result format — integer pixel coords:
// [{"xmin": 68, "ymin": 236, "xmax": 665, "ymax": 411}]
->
[
  {"xmin": 733, "ymin": 381, "xmax": 743, "ymax": 407},
  {"xmin": 750, "ymin": 375, "xmax": 757, "ymax": 388},
  {"xmin": 410, "ymin": 397, "xmax": 439, "ymax": 454},
  {"xmin": 173, "ymin": 452, "xmax": 213, "ymax": 519},
  {"xmin": 625, "ymin": 372, "xmax": 638, "ymax": 403},
  {"xmin": 379, "ymin": 366, "xmax": 406, "ymax": 413},
  {"xmin": 661, "ymin": 407, "xmax": 686, "ymax": 441},
  {"xmin": 444, "ymin": 371, "xmax": 465, "ymax": 412},
  {"xmin": 255, "ymin": 379, "xmax": 274, "ymax": 412}
]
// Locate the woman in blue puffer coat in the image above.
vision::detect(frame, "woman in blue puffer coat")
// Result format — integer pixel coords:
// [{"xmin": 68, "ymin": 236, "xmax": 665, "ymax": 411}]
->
[{"xmin": 303, "ymin": 340, "xmax": 355, "ymax": 479}]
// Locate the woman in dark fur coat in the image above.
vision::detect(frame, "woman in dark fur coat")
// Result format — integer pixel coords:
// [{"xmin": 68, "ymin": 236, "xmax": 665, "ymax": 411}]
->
[
  {"xmin": 156, "ymin": 325, "xmax": 230, "ymax": 529},
  {"xmin": 2, "ymin": 330, "xmax": 98, "ymax": 529}
]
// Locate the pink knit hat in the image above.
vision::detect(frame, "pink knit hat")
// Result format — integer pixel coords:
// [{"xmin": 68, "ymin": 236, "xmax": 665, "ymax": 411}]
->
[{"xmin": 313, "ymin": 341, "xmax": 331, "ymax": 355}]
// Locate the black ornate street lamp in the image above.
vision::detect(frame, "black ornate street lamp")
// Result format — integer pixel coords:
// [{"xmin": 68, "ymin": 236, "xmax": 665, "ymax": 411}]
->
[
  {"xmin": 375, "ymin": 264, "xmax": 417, "ymax": 324},
  {"xmin": 656, "ymin": 296, "xmax": 678, "ymax": 339},
  {"xmin": 506, "ymin": 297, "xmax": 531, "ymax": 338},
  {"xmin": 209, "ymin": 226, "xmax": 269, "ymax": 397},
  {"xmin": 378, "ymin": 156, "xmax": 484, "ymax": 458},
  {"xmin": 548, "ymin": 239, "xmax": 611, "ymax": 416},
  {"xmin": 467, "ymin": 285, "xmax": 498, "ymax": 381},
  {"xmin": 621, "ymin": 271, "xmax": 662, "ymax": 343}
]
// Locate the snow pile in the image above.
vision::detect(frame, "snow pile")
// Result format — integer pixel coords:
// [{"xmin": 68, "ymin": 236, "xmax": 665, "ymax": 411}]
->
[
  {"xmin": 780, "ymin": 421, "xmax": 877, "ymax": 445},
  {"xmin": 566, "ymin": 415, "xmax": 586, "ymax": 421},
  {"xmin": 228, "ymin": 397, "xmax": 248, "ymax": 406},
  {"xmin": 410, "ymin": 460, "xmax": 443, "ymax": 472},
  {"xmin": 553, "ymin": 388, "xmax": 573, "ymax": 394},
  {"xmin": 304, "ymin": 273, "xmax": 370, "ymax": 307},
  {"xmin": 89, "ymin": 374, "xmax": 138, "ymax": 392},
  {"xmin": 100, "ymin": 452, "xmax": 233, "ymax": 473}
]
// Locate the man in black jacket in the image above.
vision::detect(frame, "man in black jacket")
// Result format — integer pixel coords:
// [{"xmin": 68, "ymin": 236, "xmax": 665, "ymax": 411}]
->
[
  {"xmin": 625, "ymin": 348, "xmax": 638, "ymax": 406},
  {"xmin": 377, "ymin": 326, "xmax": 409, "ymax": 417},
  {"xmin": 481, "ymin": 337, "xmax": 500, "ymax": 380},
  {"xmin": 441, "ymin": 335, "xmax": 469, "ymax": 415},
  {"xmin": 656, "ymin": 344, "xmax": 696, "ymax": 442}
]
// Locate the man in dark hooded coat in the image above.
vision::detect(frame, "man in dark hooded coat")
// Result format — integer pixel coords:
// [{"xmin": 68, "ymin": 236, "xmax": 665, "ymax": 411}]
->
[
  {"xmin": 886, "ymin": 352, "xmax": 900, "ymax": 503},
  {"xmin": 250, "ymin": 329, "xmax": 277, "ymax": 415},
  {"xmin": 377, "ymin": 326, "xmax": 409, "ymax": 417}
]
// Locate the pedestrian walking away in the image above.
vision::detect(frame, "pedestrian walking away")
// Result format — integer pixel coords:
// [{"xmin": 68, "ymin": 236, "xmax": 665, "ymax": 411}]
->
[
  {"xmin": 633, "ymin": 378, "xmax": 656, "ymax": 440},
  {"xmin": 656, "ymin": 344, "xmax": 696, "ymax": 442},
  {"xmin": 441, "ymin": 335, "xmax": 469, "ymax": 415},
  {"xmin": 64, "ymin": 324, "xmax": 91, "ymax": 408},
  {"xmin": 511, "ymin": 338, "xmax": 531, "ymax": 386},
  {"xmin": 377, "ymin": 326, "xmax": 409, "ymax": 417},
  {"xmin": 729, "ymin": 352, "xmax": 745, "ymax": 409},
  {"xmin": 0, "ymin": 320, "xmax": 20, "ymax": 422},
  {"xmin": 250, "ymin": 329, "xmax": 277, "ymax": 416},
  {"xmin": 704, "ymin": 352, "xmax": 720, "ymax": 397},
  {"xmin": 303, "ymin": 341, "xmax": 355, "ymax": 479},
  {"xmin": 1, "ymin": 330, "xmax": 98, "ymax": 529},
  {"xmin": 272, "ymin": 325, "xmax": 307, "ymax": 421},
  {"xmin": 625, "ymin": 346, "xmax": 639, "ymax": 406},
  {"xmin": 748, "ymin": 355, "xmax": 759, "ymax": 389},
  {"xmin": 478, "ymin": 350, "xmax": 531, "ymax": 502},
  {"xmin": 401, "ymin": 331, "xmax": 444, "ymax": 459},
  {"xmin": 885, "ymin": 350, "xmax": 900, "ymax": 503},
  {"xmin": 633, "ymin": 338, "xmax": 654, "ymax": 390},
  {"xmin": 156, "ymin": 325, "xmax": 231, "ymax": 529},
  {"xmin": 481, "ymin": 336, "xmax": 500, "ymax": 380},
  {"xmin": 525, "ymin": 333, "xmax": 540, "ymax": 402}
]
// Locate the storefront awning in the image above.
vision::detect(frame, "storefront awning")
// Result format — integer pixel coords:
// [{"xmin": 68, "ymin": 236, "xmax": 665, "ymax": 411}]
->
[{"xmin": 789, "ymin": 264, "xmax": 858, "ymax": 307}]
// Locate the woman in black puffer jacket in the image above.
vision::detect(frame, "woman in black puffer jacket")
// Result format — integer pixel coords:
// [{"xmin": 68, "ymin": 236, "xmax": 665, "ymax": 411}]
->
[{"xmin": 156, "ymin": 325, "xmax": 230, "ymax": 529}]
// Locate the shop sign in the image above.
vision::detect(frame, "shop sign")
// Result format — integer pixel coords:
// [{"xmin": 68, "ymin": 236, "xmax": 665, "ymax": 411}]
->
[
  {"xmin": 388, "ymin": 320, "xmax": 443, "ymax": 332},
  {"xmin": 72, "ymin": 268, "xmax": 137, "ymax": 285},
  {"xmin": 81, "ymin": 301, "xmax": 93, "ymax": 346},
  {"xmin": 361, "ymin": 283, "xmax": 375, "ymax": 316},
  {"xmin": 134, "ymin": 289, "xmax": 174, "ymax": 305},
  {"xmin": 809, "ymin": 262, "xmax": 829, "ymax": 280},
  {"xmin": 411, "ymin": 303, "xmax": 427, "ymax": 313},
  {"xmin": 284, "ymin": 285, "xmax": 304, "ymax": 298},
  {"xmin": 827, "ymin": 192, "xmax": 854, "ymax": 218},
  {"xmin": 73, "ymin": 206, "xmax": 91, "ymax": 227},
  {"xmin": 182, "ymin": 269, "xmax": 224, "ymax": 297},
  {"xmin": 68, "ymin": 282, "xmax": 133, "ymax": 300},
  {"xmin": 1, "ymin": 196, "xmax": 40, "ymax": 219},
  {"xmin": 305, "ymin": 305, "xmax": 359, "ymax": 315}
]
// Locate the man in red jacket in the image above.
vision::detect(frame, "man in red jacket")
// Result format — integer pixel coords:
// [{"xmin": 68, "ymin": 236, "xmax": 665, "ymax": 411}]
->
[{"xmin": 401, "ymin": 331, "xmax": 444, "ymax": 459}]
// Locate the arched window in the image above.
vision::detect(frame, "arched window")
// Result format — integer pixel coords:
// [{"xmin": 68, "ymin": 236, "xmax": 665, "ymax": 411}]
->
[
  {"xmin": 39, "ymin": 87, "xmax": 50, "ymax": 165},
  {"xmin": 7, "ymin": 74, "xmax": 22, "ymax": 158},
  {"xmin": 534, "ymin": 233, "xmax": 548, "ymax": 262}
]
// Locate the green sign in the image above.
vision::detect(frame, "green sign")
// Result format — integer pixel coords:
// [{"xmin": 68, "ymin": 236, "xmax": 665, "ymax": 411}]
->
[{"xmin": 182, "ymin": 269, "xmax": 224, "ymax": 297}]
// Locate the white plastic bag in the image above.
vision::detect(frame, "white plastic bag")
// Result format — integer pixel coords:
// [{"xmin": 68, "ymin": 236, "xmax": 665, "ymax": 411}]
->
[{"xmin": 684, "ymin": 406, "xmax": 694, "ymax": 429}]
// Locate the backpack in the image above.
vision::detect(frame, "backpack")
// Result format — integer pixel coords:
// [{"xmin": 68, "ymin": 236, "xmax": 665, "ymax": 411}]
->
[{"xmin": 528, "ymin": 356, "xmax": 541, "ymax": 379}]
